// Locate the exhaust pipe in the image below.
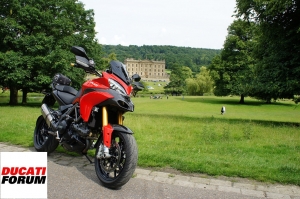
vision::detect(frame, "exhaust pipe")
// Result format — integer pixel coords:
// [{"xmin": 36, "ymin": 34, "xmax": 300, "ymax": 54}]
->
[{"xmin": 41, "ymin": 104, "xmax": 58, "ymax": 130}]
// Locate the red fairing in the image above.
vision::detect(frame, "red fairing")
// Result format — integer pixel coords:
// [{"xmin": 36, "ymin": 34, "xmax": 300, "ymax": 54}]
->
[
  {"xmin": 81, "ymin": 77, "xmax": 110, "ymax": 92},
  {"xmin": 80, "ymin": 91, "xmax": 113, "ymax": 122},
  {"xmin": 72, "ymin": 78, "xmax": 109, "ymax": 104},
  {"xmin": 78, "ymin": 72, "xmax": 132, "ymax": 122}
]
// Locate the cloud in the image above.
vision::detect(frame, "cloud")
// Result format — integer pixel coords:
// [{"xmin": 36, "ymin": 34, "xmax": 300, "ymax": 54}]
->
[
  {"xmin": 96, "ymin": 35, "xmax": 129, "ymax": 46},
  {"xmin": 158, "ymin": 28, "xmax": 167, "ymax": 38},
  {"xmin": 111, "ymin": 35, "xmax": 128, "ymax": 46},
  {"xmin": 84, "ymin": 0, "xmax": 236, "ymax": 48},
  {"xmin": 98, "ymin": 37, "xmax": 107, "ymax": 44}
]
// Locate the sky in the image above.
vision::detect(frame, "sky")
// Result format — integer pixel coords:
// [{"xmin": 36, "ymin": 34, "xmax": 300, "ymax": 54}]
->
[{"xmin": 80, "ymin": 0, "xmax": 237, "ymax": 49}]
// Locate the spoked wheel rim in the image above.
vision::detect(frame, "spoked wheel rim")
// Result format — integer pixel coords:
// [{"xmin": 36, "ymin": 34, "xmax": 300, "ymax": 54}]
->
[{"xmin": 97, "ymin": 134, "xmax": 127, "ymax": 181}]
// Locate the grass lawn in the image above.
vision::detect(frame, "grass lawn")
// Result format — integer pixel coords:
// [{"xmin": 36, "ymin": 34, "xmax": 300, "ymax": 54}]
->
[
  {"xmin": 0, "ymin": 95, "xmax": 299, "ymax": 185},
  {"xmin": 140, "ymin": 80, "xmax": 168, "ymax": 95}
]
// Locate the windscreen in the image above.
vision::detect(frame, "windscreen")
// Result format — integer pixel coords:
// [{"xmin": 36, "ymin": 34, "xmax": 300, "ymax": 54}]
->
[{"xmin": 109, "ymin": 61, "xmax": 130, "ymax": 85}]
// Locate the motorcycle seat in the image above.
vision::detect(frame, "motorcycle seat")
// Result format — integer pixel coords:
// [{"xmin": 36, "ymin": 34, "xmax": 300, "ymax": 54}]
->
[
  {"xmin": 55, "ymin": 85, "xmax": 78, "ymax": 96},
  {"xmin": 54, "ymin": 85, "xmax": 79, "ymax": 105}
]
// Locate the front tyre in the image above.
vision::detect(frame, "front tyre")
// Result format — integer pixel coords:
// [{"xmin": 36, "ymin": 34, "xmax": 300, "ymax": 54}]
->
[
  {"xmin": 33, "ymin": 115, "xmax": 59, "ymax": 153},
  {"xmin": 95, "ymin": 131, "xmax": 138, "ymax": 189}
]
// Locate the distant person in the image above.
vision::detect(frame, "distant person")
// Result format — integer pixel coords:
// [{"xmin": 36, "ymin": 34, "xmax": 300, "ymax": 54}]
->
[{"xmin": 221, "ymin": 106, "xmax": 226, "ymax": 115}]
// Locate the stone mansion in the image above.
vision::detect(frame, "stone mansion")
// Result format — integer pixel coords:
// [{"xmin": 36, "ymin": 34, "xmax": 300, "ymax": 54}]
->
[{"xmin": 124, "ymin": 58, "xmax": 169, "ymax": 81}]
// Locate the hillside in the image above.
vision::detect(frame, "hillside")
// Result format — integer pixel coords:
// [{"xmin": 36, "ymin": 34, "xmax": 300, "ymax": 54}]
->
[{"xmin": 101, "ymin": 45, "xmax": 220, "ymax": 72}]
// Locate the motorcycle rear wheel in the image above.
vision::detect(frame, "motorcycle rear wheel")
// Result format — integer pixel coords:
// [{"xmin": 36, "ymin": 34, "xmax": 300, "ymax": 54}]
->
[
  {"xmin": 33, "ymin": 115, "xmax": 59, "ymax": 153},
  {"xmin": 95, "ymin": 131, "xmax": 138, "ymax": 189}
]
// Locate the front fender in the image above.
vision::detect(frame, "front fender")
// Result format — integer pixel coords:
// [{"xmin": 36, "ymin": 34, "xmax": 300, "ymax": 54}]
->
[
  {"xmin": 111, "ymin": 124, "xmax": 134, "ymax": 134},
  {"xmin": 95, "ymin": 124, "xmax": 134, "ymax": 149}
]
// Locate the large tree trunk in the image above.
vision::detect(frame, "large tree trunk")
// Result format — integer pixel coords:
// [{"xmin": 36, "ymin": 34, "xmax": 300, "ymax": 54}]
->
[
  {"xmin": 22, "ymin": 88, "xmax": 28, "ymax": 104},
  {"xmin": 9, "ymin": 86, "xmax": 18, "ymax": 105},
  {"xmin": 239, "ymin": 94, "xmax": 245, "ymax": 104},
  {"xmin": 266, "ymin": 98, "xmax": 272, "ymax": 104}
]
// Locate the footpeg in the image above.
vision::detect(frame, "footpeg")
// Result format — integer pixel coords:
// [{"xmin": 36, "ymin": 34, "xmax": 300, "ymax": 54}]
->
[{"xmin": 55, "ymin": 131, "xmax": 60, "ymax": 140}]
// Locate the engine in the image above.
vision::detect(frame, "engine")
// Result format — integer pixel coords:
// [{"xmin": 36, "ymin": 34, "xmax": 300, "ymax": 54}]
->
[{"xmin": 40, "ymin": 103, "xmax": 92, "ymax": 154}]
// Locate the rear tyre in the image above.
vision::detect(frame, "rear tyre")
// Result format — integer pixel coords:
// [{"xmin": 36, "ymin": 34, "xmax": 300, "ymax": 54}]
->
[
  {"xmin": 33, "ymin": 115, "xmax": 59, "ymax": 153},
  {"xmin": 95, "ymin": 131, "xmax": 138, "ymax": 189}
]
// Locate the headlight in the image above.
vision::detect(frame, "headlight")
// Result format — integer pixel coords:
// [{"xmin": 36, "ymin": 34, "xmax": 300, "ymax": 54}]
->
[{"xmin": 108, "ymin": 79, "xmax": 127, "ymax": 95}]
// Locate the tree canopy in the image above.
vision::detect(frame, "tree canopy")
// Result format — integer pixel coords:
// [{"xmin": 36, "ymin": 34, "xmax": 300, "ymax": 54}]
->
[
  {"xmin": 210, "ymin": 19, "xmax": 256, "ymax": 103},
  {"xmin": 186, "ymin": 66, "xmax": 214, "ymax": 96},
  {"xmin": 235, "ymin": 0, "xmax": 300, "ymax": 102},
  {"xmin": 0, "ymin": 0, "xmax": 102, "ymax": 104},
  {"xmin": 210, "ymin": 0, "xmax": 300, "ymax": 103},
  {"xmin": 101, "ymin": 45, "xmax": 220, "ymax": 72},
  {"xmin": 164, "ymin": 65, "xmax": 193, "ymax": 95}
]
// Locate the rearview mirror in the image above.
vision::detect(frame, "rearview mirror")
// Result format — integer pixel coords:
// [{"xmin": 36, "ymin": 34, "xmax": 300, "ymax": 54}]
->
[
  {"xmin": 131, "ymin": 81, "xmax": 144, "ymax": 97},
  {"xmin": 132, "ymin": 74, "xmax": 141, "ymax": 82},
  {"xmin": 71, "ymin": 46, "xmax": 89, "ymax": 59}
]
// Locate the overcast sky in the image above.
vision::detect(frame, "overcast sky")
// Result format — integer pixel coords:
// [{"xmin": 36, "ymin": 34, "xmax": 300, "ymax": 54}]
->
[{"xmin": 80, "ymin": 0, "xmax": 237, "ymax": 49}]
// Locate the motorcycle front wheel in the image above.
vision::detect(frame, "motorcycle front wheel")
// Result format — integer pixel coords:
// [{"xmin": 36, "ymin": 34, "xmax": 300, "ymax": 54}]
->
[
  {"xmin": 33, "ymin": 115, "xmax": 59, "ymax": 153},
  {"xmin": 95, "ymin": 131, "xmax": 138, "ymax": 189}
]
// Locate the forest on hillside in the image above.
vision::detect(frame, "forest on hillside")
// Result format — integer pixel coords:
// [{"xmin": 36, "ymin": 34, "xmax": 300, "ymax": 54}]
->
[{"xmin": 101, "ymin": 45, "xmax": 220, "ymax": 72}]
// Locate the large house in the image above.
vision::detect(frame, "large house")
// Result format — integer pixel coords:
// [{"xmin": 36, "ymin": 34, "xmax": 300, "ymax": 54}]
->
[{"xmin": 124, "ymin": 58, "xmax": 169, "ymax": 81}]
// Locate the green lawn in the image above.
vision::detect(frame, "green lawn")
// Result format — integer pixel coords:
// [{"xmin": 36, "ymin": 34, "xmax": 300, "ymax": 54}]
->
[
  {"xmin": 140, "ymin": 80, "xmax": 168, "ymax": 95},
  {"xmin": 0, "ymin": 95, "xmax": 299, "ymax": 185}
]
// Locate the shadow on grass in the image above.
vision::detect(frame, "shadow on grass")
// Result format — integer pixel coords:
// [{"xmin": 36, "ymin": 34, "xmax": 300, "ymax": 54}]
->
[
  {"xmin": 0, "ymin": 102, "xmax": 42, "ymax": 108},
  {"xmin": 134, "ymin": 113, "xmax": 300, "ymax": 127},
  {"xmin": 175, "ymin": 96, "xmax": 296, "ymax": 107},
  {"xmin": 0, "ymin": 101, "xmax": 58, "ymax": 108}
]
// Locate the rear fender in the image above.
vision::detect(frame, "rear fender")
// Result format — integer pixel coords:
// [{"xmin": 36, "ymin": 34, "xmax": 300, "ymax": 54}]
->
[{"xmin": 42, "ymin": 93, "xmax": 56, "ymax": 106}]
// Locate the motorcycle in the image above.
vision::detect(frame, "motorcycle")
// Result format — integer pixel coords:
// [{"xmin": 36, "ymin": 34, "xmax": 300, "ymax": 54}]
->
[{"xmin": 33, "ymin": 46, "xmax": 144, "ymax": 189}]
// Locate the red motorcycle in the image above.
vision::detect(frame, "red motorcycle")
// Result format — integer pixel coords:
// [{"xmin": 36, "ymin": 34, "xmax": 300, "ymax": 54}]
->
[{"xmin": 33, "ymin": 46, "xmax": 143, "ymax": 188}]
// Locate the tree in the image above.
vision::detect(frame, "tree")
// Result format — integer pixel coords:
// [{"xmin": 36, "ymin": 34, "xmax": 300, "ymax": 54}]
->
[
  {"xmin": 164, "ymin": 65, "xmax": 192, "ymax": 95},
  {"xmin": 186, "ymin": 66, "xmax": 214, "ymax": 96},
  {"xmin": 100, "ymin": 52, "xmax": 117, "ymax": 69},
  {"xmin": 209, "ymin": 55, "xmax": 231, "ymax": 96},
  {"xmin": 101, "ymin": 45, "xmax": 221, "ymax": 71},
  {"xmin": 210, "ymin": 19, "xmax": 256, "ymax": 103},
  {"xmin": 0, "ymin": 0, "xmax": 102, "ymax": 105},
  {"xmin": 185, "ymin": 78, "xmax": 199, "ymax": 95},
  {"xmin": 195, "ymin": 66, "xmax": 214, "ymax": 96},
  {"xmin": 236, "ymin": 0, "xmax": 300, "ymax": 102}
]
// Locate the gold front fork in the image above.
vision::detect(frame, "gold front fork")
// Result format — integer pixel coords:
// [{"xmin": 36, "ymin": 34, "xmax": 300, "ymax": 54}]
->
[
  {"xmin": 118, "ymin": 112, "xmax": 123, "ymax": 125},
  {"xmin": 102, "ymin": 106, "xmax": 123, "ymax": 126},
  {"xmin": 102, "ymin": 106, "xmax": 108, "ymax": 127}
]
